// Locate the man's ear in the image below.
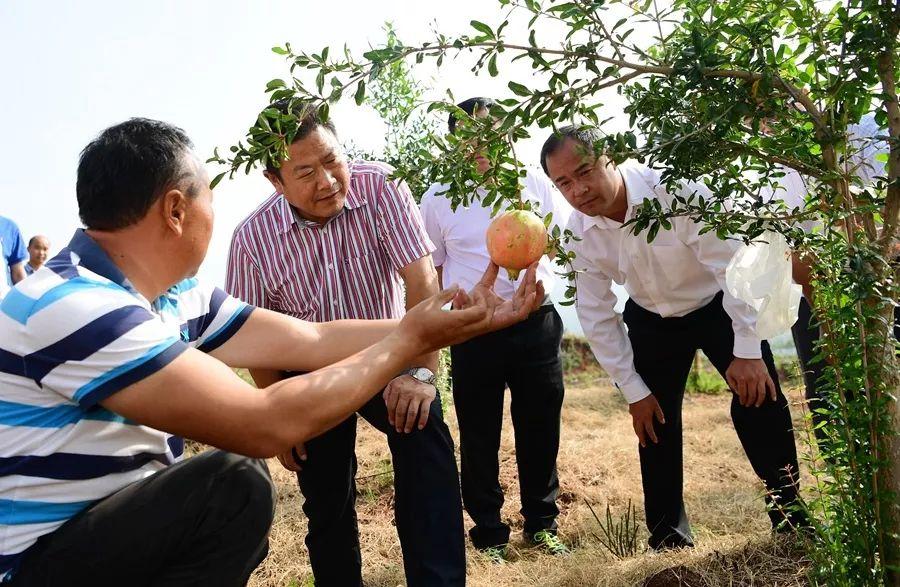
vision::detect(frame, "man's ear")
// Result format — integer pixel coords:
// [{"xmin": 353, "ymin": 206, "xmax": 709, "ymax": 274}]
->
[
  {"xmin": 263, "ymin": 170, "xmax": 284, "ymax": 193},
  {"xmin": 161, "ymin": 189, "xmax": 188, "ymax": 236}
]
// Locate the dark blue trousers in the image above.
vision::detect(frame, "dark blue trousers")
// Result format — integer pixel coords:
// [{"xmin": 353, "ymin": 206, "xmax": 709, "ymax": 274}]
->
[{"xmin": 296, "ymin": 390, "xmax": 465, "ymax": 587}]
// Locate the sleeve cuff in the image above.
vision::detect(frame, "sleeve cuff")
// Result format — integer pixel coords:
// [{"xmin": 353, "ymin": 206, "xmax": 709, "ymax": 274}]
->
[
  {"xmin": 197, "ymin": 305, "xmax": 254, "ymax": 353},
  {"xmin": 733, "ymin": 334, "xmax": 762, "ymax": 359},
  {"xmin": 618, "ymin": 377, "xmax": 653, "ymax": 404},
  {"xmin": 391, "ymin": 242, "xmax": 436, "ymax": 272},
  {"xmin": 430, "ymin": 248, "xmax": 446, "ymax": 267}
]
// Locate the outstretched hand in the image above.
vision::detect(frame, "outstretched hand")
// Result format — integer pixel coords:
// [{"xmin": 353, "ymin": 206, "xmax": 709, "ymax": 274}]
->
[
  {"xmin": 398, "ymin": 262, "xmax": 544, "ymax": 353},
  {"xmin": 451, "ymin": 262, "xmax": 545, "ymax": 331}
]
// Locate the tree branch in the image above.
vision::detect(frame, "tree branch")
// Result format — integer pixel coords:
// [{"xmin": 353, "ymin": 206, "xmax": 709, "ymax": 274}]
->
[
  {"xmin": 593, "ymin": 70, "xmax": 644, "ymax": 91},
  {"xmin": 724, "ymin": 141, "xmax": 828, "ymax": 179}
]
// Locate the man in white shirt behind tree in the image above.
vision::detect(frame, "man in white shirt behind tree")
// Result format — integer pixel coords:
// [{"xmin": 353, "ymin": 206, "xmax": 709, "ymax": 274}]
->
[
  {"xmin": 419, "ymin": 98, "xmax": 573, "ymax": 560},
  {"xmin": 540, "ymin": 125, "xmax": 806, "ymax": 550}
]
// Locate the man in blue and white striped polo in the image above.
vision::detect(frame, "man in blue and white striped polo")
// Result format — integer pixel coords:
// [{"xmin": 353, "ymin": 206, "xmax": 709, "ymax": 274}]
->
[{"xmin": 0, "ymin": 118, "xmax": 543, "ymax": 585}]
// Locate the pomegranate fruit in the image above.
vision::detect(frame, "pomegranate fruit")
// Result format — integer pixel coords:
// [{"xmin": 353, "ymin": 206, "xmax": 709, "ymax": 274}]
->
[{"xmin": 485, "ymin": 209, "xmax": 548, "ymax": 280}]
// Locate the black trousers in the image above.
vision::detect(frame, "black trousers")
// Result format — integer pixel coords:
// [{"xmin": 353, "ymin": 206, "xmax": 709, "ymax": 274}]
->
[
  {"xmin": 449, "ymin": 305, "xmax": 565, "ymax": 549},
  {"xmin": 296, "ymin": 390, "xmax": 465, "ymax": 587},
  {"xmin": 623, "ymin": 292, "xmax": 803, "ymax": 549},
  {"xmin": 792, "ymin": 296, "xmax": 900, "ymax": 450},
  {"xmin": 12, "ymin": 450, "xmax": 275, "ymax": 586},
  {"xmin": 790, "ymin": 297, "xmax": 829, "ymax": 447}
]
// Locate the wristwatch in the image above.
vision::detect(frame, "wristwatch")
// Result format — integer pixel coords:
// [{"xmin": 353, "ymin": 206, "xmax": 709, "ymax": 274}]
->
[{"xmin": 405, "ymin": 367, "xmax": 437, "ymax": 386}]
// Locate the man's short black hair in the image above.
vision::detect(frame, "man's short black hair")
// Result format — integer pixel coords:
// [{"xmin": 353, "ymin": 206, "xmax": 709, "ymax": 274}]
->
[
  {"xmin": 27, "ymin": 235, "xmax": 46, "ymax": 248},
  {"xmin": 539, "ymin": 125, "xmax": 604, "ymax": 176},
  {"xmin": 263, "ymin": 99, "xmax": 338, "ymax": 178},
  {"xmin": 77, "ymin": 118, "xmax": 197, "ymax": 231},
  {"xmin": 448, "ymin": 97, "xmax": 495, "ymax": 134}
]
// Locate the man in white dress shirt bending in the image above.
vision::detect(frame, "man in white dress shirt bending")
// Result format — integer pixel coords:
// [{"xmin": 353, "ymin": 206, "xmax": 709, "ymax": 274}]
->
[{"xmin": 540, "ymin": 125, "xmax": 806, "ymax": 550}]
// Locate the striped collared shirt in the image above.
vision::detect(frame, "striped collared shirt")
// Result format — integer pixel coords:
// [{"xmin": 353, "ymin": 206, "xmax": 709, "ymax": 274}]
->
[
  {"xmin": 226, "ymin": 161, "xmax": 434, "ymax": 322},
  {"xmin": 0, "ymin": 229, "xmax": 252, "ymax": 580}
]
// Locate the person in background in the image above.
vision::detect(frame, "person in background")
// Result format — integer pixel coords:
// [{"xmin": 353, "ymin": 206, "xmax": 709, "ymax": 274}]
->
[
  {"xmin": 541, "ymin": 125, "xmax": 805, "ymax": 550},
  {"xmin": 770, "ymin": 115, "xmax": 896, "ymax": 449},
  {"xmin": 25, "ymin": 235, "xmax": 51, "ymax": 275},
  {"xmin": 226, "ymin": 99, "xmax": 467, "ymax": 587},
  {"xmin": 419, "ymin": 97, "xmax": 573, "ymax": 562},
  {"xmin": 0, "ymin": 216, "xmax": 27, "ymax": 299}
]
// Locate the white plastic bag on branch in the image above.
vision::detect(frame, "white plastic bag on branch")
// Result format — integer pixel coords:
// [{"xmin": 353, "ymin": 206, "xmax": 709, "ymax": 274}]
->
[{"xmin": 725, "ymin": 231, "xmax": 802, "ymax": 340}]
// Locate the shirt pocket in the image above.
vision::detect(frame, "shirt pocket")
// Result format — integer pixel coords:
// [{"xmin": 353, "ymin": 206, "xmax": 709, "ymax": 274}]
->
[
  {"xmin": 643, "ymin": 239, "xmax": 693, "ymax": 291},
  {"xmin": 343, "ymin": 247, "xmax": 380, "ymax": 277}
]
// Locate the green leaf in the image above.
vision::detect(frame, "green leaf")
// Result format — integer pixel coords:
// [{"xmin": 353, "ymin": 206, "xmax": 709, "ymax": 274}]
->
[
  {"xmin": 547, "ymin": 2, "xmax": 578, "ymax": 14},
  {"xmin": 488, "ymin": 54, "xmax": 498, "ymax": 77},
  {"xmin": 256, "ymin": 113, "xmax": 272, "ymax": 132},
  {"xmin": 354, "ymin": 80, "xmax": 367, "ymax": 105},
  {"xmin": 508, "ymin": 81, "xmax": 531, "ymax": 97},
  {"xmin": 266, "ymin": 79, "xmax": 286, "ymax": 91},
  {"xmin": 363, "ymin": 47, "xmax": 403, "ymax": 63},
  {"xmin": 271, "ymin": 46, "xmax": 289, "ymax": 55},
  {"xmin": 470, "ymin": 20, "xmax": 494, "ymax": 37},
  {"xmin": 210, "ymin": 172, "xmax": 227, "ymax": 190}
]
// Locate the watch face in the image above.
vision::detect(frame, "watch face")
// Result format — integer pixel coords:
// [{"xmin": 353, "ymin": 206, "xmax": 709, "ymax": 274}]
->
[{"xmin": 411, "ymin": 368, "xmax": 436, "ymax": 384}]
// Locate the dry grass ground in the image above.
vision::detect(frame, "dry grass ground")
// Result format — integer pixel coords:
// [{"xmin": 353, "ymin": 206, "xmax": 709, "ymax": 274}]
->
[{"xmin": 244, "ymin": 360, "xmax": 813, "ymax": 587}]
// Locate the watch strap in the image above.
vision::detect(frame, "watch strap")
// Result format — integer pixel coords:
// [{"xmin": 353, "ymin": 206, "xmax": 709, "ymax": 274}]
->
[{"xmin": 405, "ymin": 367, "xmax": 436, "ymax": 386}]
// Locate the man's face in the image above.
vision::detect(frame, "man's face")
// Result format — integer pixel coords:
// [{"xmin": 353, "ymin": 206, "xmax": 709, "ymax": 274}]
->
[
  {"xmin": 176, "ymin": 154, "xmax": 215, "ymax": 278},
  {"xmin": 470, "ymin": 106, "xmax": 492, "ymax": 175},
  {"xmin": 27, "ymin": 237, "xmax": 50, "ymax": 267},
  {"xmin": 266, "ymin": 126, "xmax": 350, "ymax": 224},
  {"xmin": 545, "ymin": 138, "xmax": 621, "ymax": 217}
]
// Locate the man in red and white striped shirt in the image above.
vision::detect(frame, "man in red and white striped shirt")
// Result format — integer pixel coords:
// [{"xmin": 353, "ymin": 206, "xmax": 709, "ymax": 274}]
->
[{"xmin": 226, "ymin": 101, "xmax": 464, "ymax": 587}]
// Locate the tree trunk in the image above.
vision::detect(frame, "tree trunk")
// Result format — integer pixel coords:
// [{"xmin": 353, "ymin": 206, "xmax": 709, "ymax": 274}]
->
[
  {"xmin": 885, "ymin": 351, "xmax": 900, "ymax": 586},
  {"xmin": 873, "ymin": 308, "xmax": 900, "ymax": 586},
  {"xmin": 890, "ymin": 400, "xmax": 900, "ymax": 586}
]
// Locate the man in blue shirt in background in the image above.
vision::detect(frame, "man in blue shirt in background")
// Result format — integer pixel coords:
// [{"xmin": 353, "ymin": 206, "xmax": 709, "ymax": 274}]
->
[{"xmin": 0, "ymin": 216, "xmax": 27, "ymax": 300}]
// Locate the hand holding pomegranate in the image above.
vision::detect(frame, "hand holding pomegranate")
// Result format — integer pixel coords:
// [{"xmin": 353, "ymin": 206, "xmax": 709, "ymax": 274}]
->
[
  {"xmin": 399, "ymin": 262, "xmax": 543, "ymax": 352},
  {"xmin": 451, "ymin": 262, "xmax": 545, "ymax": 323}
]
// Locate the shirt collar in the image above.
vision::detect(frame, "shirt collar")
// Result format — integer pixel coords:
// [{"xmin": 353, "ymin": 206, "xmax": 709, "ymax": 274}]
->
[
  {"xmin": 66, "ymin": 229, "xmax": 137, "ymax": 292},
  {"xmin": 273, "ymin": 161, "xmax": 368, "ymax": 234}
]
